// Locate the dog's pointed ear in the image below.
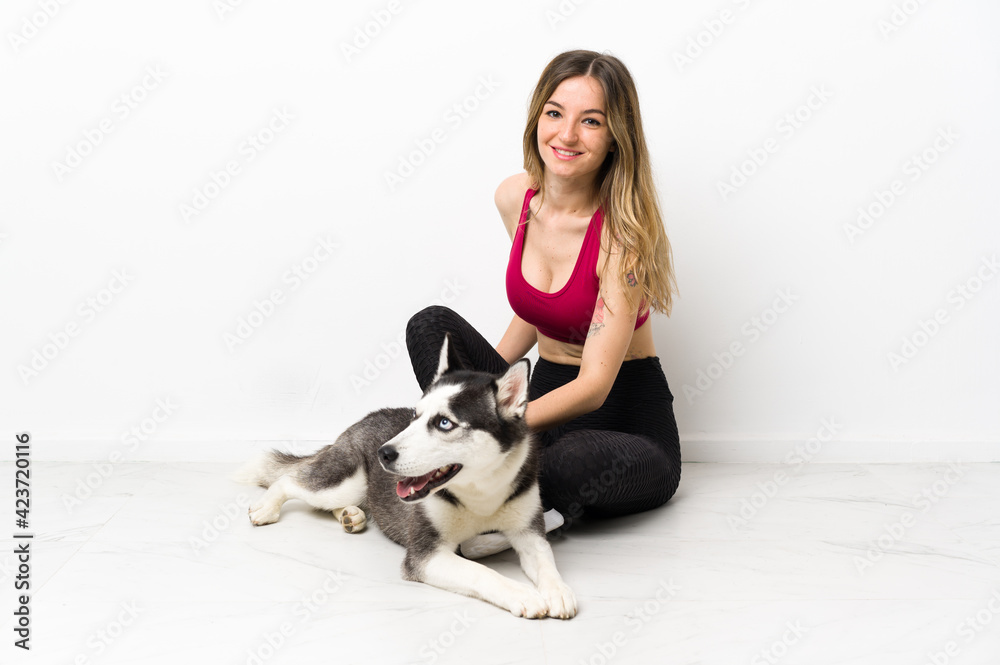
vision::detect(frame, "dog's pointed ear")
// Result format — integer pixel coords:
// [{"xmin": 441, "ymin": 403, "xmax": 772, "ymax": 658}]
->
[
  {"xmin": 431, "ymin": 333, "xmax": 468, "ymax": 385},
  {"xmin": 496, "ymin": 359, "xmax": 531, "ymax": 420}
]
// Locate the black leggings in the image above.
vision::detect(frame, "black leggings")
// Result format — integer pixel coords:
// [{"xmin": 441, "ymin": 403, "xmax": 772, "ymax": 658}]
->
[{"xmin": 405, "ymin": 306, "xmax": 681, "ymax": 523}]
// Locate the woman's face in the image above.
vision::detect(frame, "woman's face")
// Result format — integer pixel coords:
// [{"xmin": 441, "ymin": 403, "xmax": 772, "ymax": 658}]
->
[{"xmin": 536, "ymin": 75, "xmax": 615, "ymax": 183}]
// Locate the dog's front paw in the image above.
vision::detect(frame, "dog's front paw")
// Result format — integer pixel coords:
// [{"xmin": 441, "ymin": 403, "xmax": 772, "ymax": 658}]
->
[
  {"xmin": 540, "ymin": 580, "xmax": 577, "ymax": 619},
  {"xmin": 506, "ymin": 586, "xmax": 549, "ymax": 619},
  {"xmin": 248, "ymin": 501, "xmax": 280, "ymax": 526},
  {"xmin": 339, "ymin": 506, "xmax": 367, "ymax": 533}
]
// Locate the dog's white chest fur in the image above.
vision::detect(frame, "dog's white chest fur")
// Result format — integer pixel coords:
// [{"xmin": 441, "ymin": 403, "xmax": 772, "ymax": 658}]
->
[{"xmin": 425, "ymin": 485, "xmax": 540, "ymax": 546}]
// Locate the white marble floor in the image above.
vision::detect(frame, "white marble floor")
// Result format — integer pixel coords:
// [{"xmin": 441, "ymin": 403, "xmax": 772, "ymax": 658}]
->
[{"xmin": 2, "ymin": 460, "xmax": 998, "ymax": 664}]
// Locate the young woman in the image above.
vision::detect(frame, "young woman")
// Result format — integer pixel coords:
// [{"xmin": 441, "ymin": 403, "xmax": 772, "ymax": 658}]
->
[{"xmin": 405, "ymin": 50, "xmax": 681, "ymax": 557}]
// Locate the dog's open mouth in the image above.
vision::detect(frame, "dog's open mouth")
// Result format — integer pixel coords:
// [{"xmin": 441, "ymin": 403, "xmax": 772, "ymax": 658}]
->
[{"xmin": 396, "ymin": 464, "xmax": 462, "ymax": 502}]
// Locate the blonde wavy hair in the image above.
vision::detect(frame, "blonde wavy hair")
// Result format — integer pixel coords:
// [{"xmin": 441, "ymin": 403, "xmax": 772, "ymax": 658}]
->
[{"xmin": 522, "ymin": 49, "xmax": 678, "ymax": 316}]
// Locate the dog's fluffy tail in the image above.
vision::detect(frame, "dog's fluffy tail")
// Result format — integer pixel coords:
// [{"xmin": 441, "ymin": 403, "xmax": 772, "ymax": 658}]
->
[{"xmin": 231, "ymin": 450, "xmax": 307, "ymax": 488}]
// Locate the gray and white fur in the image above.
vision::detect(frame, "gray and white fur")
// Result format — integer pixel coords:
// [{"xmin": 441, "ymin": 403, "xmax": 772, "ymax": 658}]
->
[{"xmin": 234, "ymin": 335, "xmax": 576, "ymax": 619}]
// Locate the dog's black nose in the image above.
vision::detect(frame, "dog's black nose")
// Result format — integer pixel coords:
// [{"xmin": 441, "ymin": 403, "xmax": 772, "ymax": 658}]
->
[{"xmin": 379, "ymin": 445, "xmax": 398, "ymax": 464}]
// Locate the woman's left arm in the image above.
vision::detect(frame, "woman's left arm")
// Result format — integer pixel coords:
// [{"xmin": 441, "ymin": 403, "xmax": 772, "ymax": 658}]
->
[{"xmin": 524, "ymin": 244, "xmax": 640, "ymax": 431}]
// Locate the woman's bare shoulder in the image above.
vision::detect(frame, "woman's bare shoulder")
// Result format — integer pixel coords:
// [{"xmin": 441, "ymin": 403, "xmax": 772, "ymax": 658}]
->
[{"xmin": 494, "ymin": 172, "xmax": 534, "ymax": 240}]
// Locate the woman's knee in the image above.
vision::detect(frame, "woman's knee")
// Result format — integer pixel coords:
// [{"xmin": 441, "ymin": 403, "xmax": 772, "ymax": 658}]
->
[
  {"xmin": 406, "ymin": 305, "xmax": 459, "ymax": 336},
  {"xmin": 405, "ymin": 306, "xmax": 461, "ymax": 355}
]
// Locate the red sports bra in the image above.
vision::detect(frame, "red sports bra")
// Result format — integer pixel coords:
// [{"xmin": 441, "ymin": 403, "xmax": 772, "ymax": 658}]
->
[{"xmin": 505, "ymin": 188, "xmax": 650, "ymax": 344}]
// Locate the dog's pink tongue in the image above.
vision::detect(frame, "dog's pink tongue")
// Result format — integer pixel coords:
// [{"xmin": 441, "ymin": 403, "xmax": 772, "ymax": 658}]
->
[{"xmin": 396, "ymin": 471, "xmax": 434, "ymax": 498}]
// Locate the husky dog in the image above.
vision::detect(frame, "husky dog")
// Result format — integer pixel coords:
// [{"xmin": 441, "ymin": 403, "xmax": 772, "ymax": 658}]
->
[{"xmin": 235, "ymin": 336, "xmax": 577, "ymax": 619}]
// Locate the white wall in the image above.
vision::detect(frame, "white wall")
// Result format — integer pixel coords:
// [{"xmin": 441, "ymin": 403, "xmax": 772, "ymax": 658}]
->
[{"xmin": 2, "ymin": 0, "xmax": 998, "ymax": 461}]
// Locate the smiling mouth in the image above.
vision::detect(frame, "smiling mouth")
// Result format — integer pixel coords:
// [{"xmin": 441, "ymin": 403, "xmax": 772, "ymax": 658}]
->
[
  {"xmin": 395, "ymin": 464, "xmax": 462, "ymax": 502},
  {"xmin": 552, "ymin": 146, "xmax": 583, "ymax": 158}
]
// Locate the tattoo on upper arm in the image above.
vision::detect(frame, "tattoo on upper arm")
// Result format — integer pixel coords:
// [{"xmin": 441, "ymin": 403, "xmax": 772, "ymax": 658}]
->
[{"xmin": 588, "ymin": 297, "xmax": 606, "ymax": 338}]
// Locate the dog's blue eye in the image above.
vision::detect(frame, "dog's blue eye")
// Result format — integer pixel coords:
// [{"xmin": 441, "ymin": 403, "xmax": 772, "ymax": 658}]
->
[{"xmin": 437, "ymin": 417, "xmax": 454, "ymax": 431}]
